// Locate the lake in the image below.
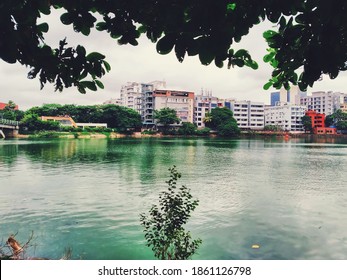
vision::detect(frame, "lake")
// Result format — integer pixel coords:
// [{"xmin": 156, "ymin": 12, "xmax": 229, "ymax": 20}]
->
[{"xmin": 1, "ymin": 136, "xmax": 347, "ymax": 260}]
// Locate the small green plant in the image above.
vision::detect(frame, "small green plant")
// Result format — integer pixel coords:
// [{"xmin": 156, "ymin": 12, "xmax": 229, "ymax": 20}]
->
[{"xmin": 140, "ymin": 166, "xmax": 202, "ymax": 260}]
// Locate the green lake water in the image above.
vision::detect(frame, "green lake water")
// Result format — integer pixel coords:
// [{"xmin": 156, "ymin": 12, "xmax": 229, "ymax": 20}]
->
[{"xmin": 1, "ymin": 137, "xmax": 347, "ymax": 260}]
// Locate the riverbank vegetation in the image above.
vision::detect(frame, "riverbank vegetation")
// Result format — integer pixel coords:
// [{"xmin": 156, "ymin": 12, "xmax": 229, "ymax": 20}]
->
[
  {"xmin": 204, "ymin": 107, "xmax": 241, "ymax": 137},
  {"xmin": 325, "ymin": 110, "xmax": 347, "ymax": 132},
  {"xmin": 5, "ymin": 101, "xmax": 347, "ymax": 140},
  {"xmin": 2, "ymin": 101, "xmax": 242, "ymax": 138}
]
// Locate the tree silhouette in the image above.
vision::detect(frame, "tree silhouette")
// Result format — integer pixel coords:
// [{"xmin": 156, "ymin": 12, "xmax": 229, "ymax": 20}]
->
[{"xmin": 2, "ymin": 1, "xmax": 347, "ymax": 92}]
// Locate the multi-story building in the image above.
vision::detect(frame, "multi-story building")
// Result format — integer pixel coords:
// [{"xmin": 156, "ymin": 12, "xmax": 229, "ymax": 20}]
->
[
  {"xmin": 340, "ymin": 96, "xmax": 347, "ymax": 113},
  {"xmin": 120, "ymin": 82, "xmax": 144, "ymax": 114},
  {"xmin": 230, "ymin": 100, "xmax": 265, "ymax": 130},
  {"xmin": 120, "ymin": 81, "xmax": 166, "ymax": 116},
  {"xmin": 305, "ymin": 110, "xmax": 337, "ymax": 134},
  {"xmin": 194, "ymin": 93, "xmax": 221, "ymax": 128},
  {"xmin": 270, "ymin": 91, "xmax": 281, "ymax": 107},
  {"xmin": 152, "ymin": 90, "xmax": 195, "ymax": 124},
  {"xmin": 143, "ymin": 90, "xmax": 155, "ymax": 126},
  {"xmin": 341, "ymin": 103, "xmax": 347, "ymax": 113},
  {"xmin": 264, "ymin": 103, "xmax": 306, "ymax": 132},
  {"xmin": 305, "ymin": 110, "xmax": 325, "ymax": 129},
  {"xmin": 270, "ymin": 86, "xmax": 306, "ymax": 106},
  {"xmin": 298, "ymin": 91, "xmax": 346, "ymax": 115}
]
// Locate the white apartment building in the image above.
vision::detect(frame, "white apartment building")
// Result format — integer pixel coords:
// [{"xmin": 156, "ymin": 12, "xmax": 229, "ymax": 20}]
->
[
  {"xmin": 120, "ymin": 82, "xmax": 144, "ymax": 114},
  {"xmin": 299, "ymin": 91, "xmax": 346, "ymax": 115},
  {"xmin": 194, "ymin": 93, "xmax": 221, "ymax": 128},
  {"xmin": 264, "ymin": 103, "xmax": 307, "ymax": 132},
  {"xmin": 230, "ymin": 100, "xmax": 265, "ymax": 130},
  {"xmin": 120, "ymin": 81, "xmax": 166, "ymax": 115}
]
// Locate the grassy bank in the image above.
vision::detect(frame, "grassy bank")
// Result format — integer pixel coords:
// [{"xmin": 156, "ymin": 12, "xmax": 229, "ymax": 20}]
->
[
  {"xmin": 15, "ymin": 130, "xmax": 347, "ymax": 140},
  {"xmin": 17, "ymin": 131, "xmax": 128, "ymax": 139}
]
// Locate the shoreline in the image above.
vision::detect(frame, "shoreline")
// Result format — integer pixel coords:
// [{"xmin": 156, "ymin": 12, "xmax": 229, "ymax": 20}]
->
[{"xmin": 10, "ymin": 131, "xmax": 347, "ymax": 140}]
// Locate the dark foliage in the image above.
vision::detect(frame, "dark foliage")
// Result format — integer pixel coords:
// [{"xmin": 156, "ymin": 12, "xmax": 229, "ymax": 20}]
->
[{"xmin": 2, "ymin": 1, "xmax": 346, "ymax": 92}]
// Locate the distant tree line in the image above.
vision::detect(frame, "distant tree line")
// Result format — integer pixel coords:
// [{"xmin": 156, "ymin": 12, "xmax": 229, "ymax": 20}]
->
[
  {"xmin": 325, "ymin": 110, "xmax": 347, "ymax": 131},
  {"xmin": 152, "ymin": 107, "xmax": 240, "ymax": 137},
  {"xmin": 1, "ymin": 102, "xmax": 142, "ymax": 133},
  {"xmin": 1, "ymin": 101, "xmax": 242, "ymax": 137}
]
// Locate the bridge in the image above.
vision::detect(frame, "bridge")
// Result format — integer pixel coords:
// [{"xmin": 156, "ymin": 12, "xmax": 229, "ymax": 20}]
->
[{"xmin": 0, "ymin": 118, "xmax": 19, "ymax": 139}]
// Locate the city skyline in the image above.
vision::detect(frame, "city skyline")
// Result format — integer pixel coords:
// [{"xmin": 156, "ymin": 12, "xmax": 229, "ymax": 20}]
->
[{"xmin": 1, "ymin": 10, "xmax": 347, "ymax": 110}]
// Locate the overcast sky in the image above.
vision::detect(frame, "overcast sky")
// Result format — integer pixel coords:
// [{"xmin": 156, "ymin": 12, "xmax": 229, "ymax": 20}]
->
[{"xmin": 1, "ymin": 10, "xmax": 347, "ymax": 110}]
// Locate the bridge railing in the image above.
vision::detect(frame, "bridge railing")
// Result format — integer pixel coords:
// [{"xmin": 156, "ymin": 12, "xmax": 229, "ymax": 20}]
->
[{"xmin": 0, "ymin": 117, "xmax": 19, "ymax": 127}]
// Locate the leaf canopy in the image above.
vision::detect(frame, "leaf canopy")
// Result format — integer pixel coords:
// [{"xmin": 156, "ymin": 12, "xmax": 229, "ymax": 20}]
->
[{"xmin": 1, "ymin": 0, "xmax": 347, "ymax": 92}]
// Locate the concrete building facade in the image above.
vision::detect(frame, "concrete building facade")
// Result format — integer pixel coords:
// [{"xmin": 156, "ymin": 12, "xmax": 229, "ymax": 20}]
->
[
  {"xmin": 230, "ymin": 100, "xmax": 265, "ymax": 130},
  {"xmin": 194, "ymin": 93, "xmax": 221, "ymax": 128},
  {"xmin": 120, "ymin": 81, "xmax": 166, "ymax": 116},
  {"xmin": 305, "ymin": 110, "xmax": 337, "ymax": 135},
  {"xmin": 298, "ymin": 91, "xmax": 346, "ymax": 115},
  {"xmin": 270, "ymin": 86, "xmax": 306, "ymax": 106},
  {"xmin": 264, "ymin": 103, "xmax": 306, "ymax": 132},
  {"xmin": 153, "ymin": 90, "xmax": 195, "ymax": 124}
]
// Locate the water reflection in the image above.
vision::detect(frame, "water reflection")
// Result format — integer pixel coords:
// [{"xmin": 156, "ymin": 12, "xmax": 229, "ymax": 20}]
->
[{"xmin": 1, "ymin": 137, "xmax": 347, "ymax": 259}]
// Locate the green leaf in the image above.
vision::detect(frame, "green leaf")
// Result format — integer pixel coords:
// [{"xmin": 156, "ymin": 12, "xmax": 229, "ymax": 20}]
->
[
  {"xmin": 234, "ymin": 49, "xmax": 249, "ymax": 58},
  {"xmin": 80, "ymin": 81, "xmax": 97, "ymax": 91},
  {"xmin": 156, "ymin": 34, "xmax": 176, "ymax": 55},
  {"xmin": 138, "ymin": 25, "xmax": 147, "ymax": 34},
  {"xmin": 263, "ymin": 53, "xmax": 275, "ymax": 63},
  {"xmin": 270, "ymin": 59, "xmax": 279, "ymax": 68},
  {"xmin": 103, "ymin": 61, "xmax": 111, "ymax": 72},
  {"xmin": 215, "ymin": 59, "xmax": 224, "ymax": 68},
  {"xmin": 227, "ymin": 3, "xmax": 237, "ymax": 11},
  {"xmin": 96, "ymin": 22, "xmax": 107, "ymax": 31},
  {"xmin": 86, "ymin": 52, "xmax": 105, "ymax": 61},
  {"xmin": 76, "ymin": 45, "xmax": 86, "ymax": 57},
  {"xmin": 78, "ymin": 85, "xmax": 86, "ymax": 94},
  {"xmin": 80, "ymin": 26, "xmax": 91, "ymax": 36},
  {"xmin": 245, "ymin": 60, "xmax": 259, "ymax": 70},
  {"xmin": 37, "ymin": 23, "xmax": 49, "ymax": 33},
  {"xmin": 79, "ymin": 70, "xmax": 88, "ymax": 80},
  {"xmin": 199, "ymin": 49, "xmax": 215, "ymax": 65},
  {"xmin": 263, "ymin": 30, "xmax": 278, "ymax": 39},
  {"xmin": 263, "ymin": 81, "xmax": 273, "ymax": 90},
  {"xmin": 232, "ymin": 58, "xmax": 244, "ymax": 67},
  {"xmin": 38, "ymin": 1, "xmax": 51, "ymax": 15},
  {"xmin": 95, "ymin": 80, "xmax": 104, "ymax": 89},
  {"xmin": 60, "ymin": 13, "xmax": 73, "ymax": 25},
  {"xmin": 175, "ymin": 42, "xmax": 186, "ymax": 62}
]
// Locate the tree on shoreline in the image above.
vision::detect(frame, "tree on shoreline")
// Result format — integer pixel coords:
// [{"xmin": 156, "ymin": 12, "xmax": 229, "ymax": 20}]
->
[
  {"xmin": 0, "ymin": 100, "xmax": 24, "ymax": 121},
  {"xmin": 301, "ymin": 115, "xmax": 313, "ymax": 133},
  {"xmin": 2, "ymin": 1, "xmax": 347, "ymax": 93},
  {"xmin": 22, "ymin": 104, "xmax": 142, "ymax": 132},
  {"xmin": 205, "ymin": 107, "xmax": 240, "ymax": 137},
  {"xmin": 325, "ymin": 109, "xmax": 347, "ymax": 131},
  {"xmin": 154, "ymin": 107, "xmax": 180, "ymax": 133}
]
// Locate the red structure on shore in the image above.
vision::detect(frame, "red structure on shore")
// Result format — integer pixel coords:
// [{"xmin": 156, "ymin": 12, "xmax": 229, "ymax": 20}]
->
[
  {"xmin": 0, "ymin": 102, "xmax": 19, "ymax": 110},
  {"xmin": 305, "ymin": 110, "xmax": 337, "ymax": 134}
]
